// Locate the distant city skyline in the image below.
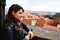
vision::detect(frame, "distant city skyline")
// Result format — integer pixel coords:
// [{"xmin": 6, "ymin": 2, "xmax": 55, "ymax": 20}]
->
[{"xmin": 6, "ymin": 0, "xmax": 60, "ymax": 12}]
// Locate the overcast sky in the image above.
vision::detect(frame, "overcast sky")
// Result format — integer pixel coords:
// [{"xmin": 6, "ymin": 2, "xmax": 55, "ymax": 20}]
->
[{"xmin": 6, "ymin": 0, "xmax": 60, "ymax": 12}]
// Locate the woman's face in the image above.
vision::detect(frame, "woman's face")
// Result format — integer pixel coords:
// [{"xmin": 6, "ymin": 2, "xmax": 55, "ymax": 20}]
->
[{"xmin": 12, "ymin": 9, "xmax": 23, "ymax": 21}]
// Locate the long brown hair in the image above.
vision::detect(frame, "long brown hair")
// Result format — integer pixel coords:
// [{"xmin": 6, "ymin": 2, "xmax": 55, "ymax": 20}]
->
[{"xmin": 5, "ymin": 4, "xmax": 24, "ymax": 22}]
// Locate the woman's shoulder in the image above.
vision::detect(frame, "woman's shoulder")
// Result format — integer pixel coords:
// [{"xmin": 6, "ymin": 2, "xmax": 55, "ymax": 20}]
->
[{"xmin": 4, "ymin": 19, "xmax": 15, "ymax": 27}]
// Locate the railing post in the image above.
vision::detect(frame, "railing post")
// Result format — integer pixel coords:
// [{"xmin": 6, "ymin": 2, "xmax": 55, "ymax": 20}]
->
[{"xmin": 0, "ymin": 0, "xmax": 6, "ymax": 35}]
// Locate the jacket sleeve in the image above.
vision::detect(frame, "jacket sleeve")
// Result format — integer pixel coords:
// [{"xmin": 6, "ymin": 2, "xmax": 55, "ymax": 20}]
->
[
  {"xmin": 2, "ymin": 23, "xmax": 14, "ymax": 40},
  {"xmin": 21, "ymin": 23, "xmax": 29, "ymax": 32}
]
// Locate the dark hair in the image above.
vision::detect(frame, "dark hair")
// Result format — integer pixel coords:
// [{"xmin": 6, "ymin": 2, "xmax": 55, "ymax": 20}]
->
[
  {"xmin": 5, "ymin": 4, "xmax": 24, "ymax": 22},
  {"xmin": 8, "ymin": 4, "xmax": 24, "ymax": 13}
]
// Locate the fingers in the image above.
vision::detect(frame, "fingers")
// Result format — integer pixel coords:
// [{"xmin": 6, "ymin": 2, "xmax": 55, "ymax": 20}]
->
[
  {"xmin": 28, "ymin": 31, "xmax": 34, "ymax": 39},
  {"xmin": 25, "ymin": 31, "xmax": 34, "ymax": 40},
  {"xmin": 25, "ymin": 35, "xmax": 30, "ymax": 40}
]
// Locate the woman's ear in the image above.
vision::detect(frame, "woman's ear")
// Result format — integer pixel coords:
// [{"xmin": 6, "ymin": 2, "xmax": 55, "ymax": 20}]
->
[{"xmin": 12, "ymin": 11, "xmax": 15, "ymax": 15}]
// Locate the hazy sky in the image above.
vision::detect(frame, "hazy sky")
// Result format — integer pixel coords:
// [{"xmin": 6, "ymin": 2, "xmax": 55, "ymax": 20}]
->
[{"xmin": 6, "ymin": 0, "xmax": 60, "ymax": 12}]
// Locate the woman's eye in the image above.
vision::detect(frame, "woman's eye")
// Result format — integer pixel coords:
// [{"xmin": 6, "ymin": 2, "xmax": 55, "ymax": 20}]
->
[{"xmin": 19, "ymin": 12, "xmax": 22, "ymax": 14}]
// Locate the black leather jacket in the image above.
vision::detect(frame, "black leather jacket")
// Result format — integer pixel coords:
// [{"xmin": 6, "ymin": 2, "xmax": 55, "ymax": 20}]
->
[{"xmin": 2, "ymin": 19, "xmax": 29, "ymax": 40}]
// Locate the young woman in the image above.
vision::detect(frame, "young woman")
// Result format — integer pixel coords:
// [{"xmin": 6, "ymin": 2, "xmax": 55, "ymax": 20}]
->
[{"xmin": 3, "ymin": 4, "xmax": 34, "ymax": 40}]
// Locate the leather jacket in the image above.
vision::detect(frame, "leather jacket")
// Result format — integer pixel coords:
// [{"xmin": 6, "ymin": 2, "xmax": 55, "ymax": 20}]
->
[{"xmin": 2, "ymin": 19, "xmax": 29, "ymax": 40}]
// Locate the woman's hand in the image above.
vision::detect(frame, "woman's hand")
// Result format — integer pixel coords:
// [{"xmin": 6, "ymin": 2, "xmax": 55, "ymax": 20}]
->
[{"xmin": 25, "ymin": 31, "xmax": 34, "ymax": 40}]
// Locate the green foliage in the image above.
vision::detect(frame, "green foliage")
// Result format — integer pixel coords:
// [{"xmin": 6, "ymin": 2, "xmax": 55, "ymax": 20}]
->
[{"xmin": 44, "ymin": 13, "xmax": 60, "ymax": 19}]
